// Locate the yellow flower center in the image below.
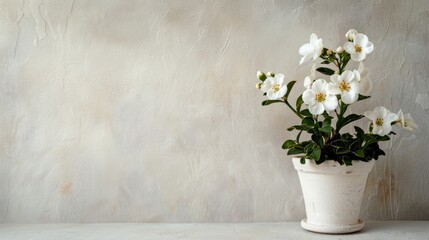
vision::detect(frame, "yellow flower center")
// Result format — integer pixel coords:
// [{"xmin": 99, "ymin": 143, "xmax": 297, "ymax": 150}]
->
[
  {"xmin": 271, "ymin": 84, "xmax": 280, "ymax": 93},
  {"xmin": 375, "ymin": 117, "xmax": 384, "ymax": 126},
  {"xmin": 315, "ymin": 93, "xmax": 326, "ymax": 102},
  {"xmin": 339, "ymin": 80, "xmax": 350, "ymax": 92},
  {"xmin": 354, "ymin": 45, "xmax": 362, "ymax": 53}
]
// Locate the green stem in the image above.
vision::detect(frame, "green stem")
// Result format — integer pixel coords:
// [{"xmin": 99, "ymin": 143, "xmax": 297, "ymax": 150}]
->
[{"xmin": 285, "ymin": 100, "xmax": 303, "ymax": 119}]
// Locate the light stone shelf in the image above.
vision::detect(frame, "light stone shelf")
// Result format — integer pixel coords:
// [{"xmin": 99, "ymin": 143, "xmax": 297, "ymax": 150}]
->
[{"xmin": 0, "ymin": 222, "xmax": 428, "ymax": 239}]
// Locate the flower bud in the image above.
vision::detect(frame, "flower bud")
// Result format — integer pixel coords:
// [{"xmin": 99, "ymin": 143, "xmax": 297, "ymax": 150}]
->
[
  {"xmin": 266, "ymin": 72, "xmax": 275, "ymax": 77},
  {"xmin": 257, "ymin": 71, "xmax": 266, "ymax": 81},
  {"xmin": 345, "ymin": 29, "xmax": 358, "ymax": 41},
  {"xmin": 327, "ymin": 49, "xmax": 333, "ymax": 56},
  {"xmin": 336, "ymin": 46, "xmax": 344, "ymax": 53},
  {"xmin": 255, "ymin": 82, "xmax": 263, "ymax": 89}
]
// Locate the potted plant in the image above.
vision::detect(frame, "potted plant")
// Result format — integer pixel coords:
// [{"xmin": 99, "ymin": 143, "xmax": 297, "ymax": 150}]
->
[{"xmin": 255, "ymin": 29, "xmax": 418, "ymax": 234}]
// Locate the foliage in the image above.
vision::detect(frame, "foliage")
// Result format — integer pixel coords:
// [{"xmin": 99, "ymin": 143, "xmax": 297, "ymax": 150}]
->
[{"xmin": 256, "ymin": 30, "xmax": 416, "ymax": 165}]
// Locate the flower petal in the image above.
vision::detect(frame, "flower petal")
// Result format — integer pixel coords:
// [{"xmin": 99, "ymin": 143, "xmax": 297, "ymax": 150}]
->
[
  {"xmin": 352, "ymin": 52, "xmax": 366, "ymax": 61},
  {"xmin": 312, "ymin": 79, "xmax": 326, "ymax": 92},
  {"xmin": 299, "ymin": 43, "xmax": 312, "ymax": 56},
  {"xmin": 343, "ymin": 42, "xmax": 355, "ymax": 54},
  {"xmin": 365, "ymin": 41, "xmax": 374, "ymax": 54},
  {"xmin": 304, "ymin": 76, "xmax": 312, "ymax": 89},
  {"xmin": 323, "ymin": 95, "xmax": 338, "ymax": 111},
  {"xmin": 364, "ymin": 110, "xmax": 375, "ymax": 121},
  {"xmin": 353, "ymin": 70, "xmax": 361, "ymax": 82},
  {"xmin": 358, "ymin": 62, "xmax": 365, "ymax": 73},
  {"xmin": 342, "ymin": 70, "xmax": 355, "ymax": 83},
  {"xmin": 261, "ymin": 81, "xmax": 271, "ymax": 92},
  {"xmin": 328, "ymin": 82, "xmax": 341, "ymax": 95},
  {"xmin": 349, "ymin": 81, "xmax": 360, "ymax": 92},
  {"xmin": 374, "ymin": 106, "xmax": 388, "ymax": 118},
  {"xmin": 372, "ymin": 125, "xmax": 382, "ymax": 135},
  {"xmin": 309, "ymin": 102, "xmax": 324, "ymax": 115},
  {"xmin": 275, "ymin": 74, "xmax": 285, "ymax": 85},
  {"xmin": 385, "ymin": 112, "xmax": 398, "ymax": 124},
  {"xmin": 330, "ymin": 74, "xmax": 341, "ymax": 85},
  {"xmin": 310, "ymin": 33, "xmax": 318, "ymax": 46},
  {"xmin": 358, "ymin": 76, "xmax": 372, "ymax": 95},
  {"xmin": 341, "ymin": 90, "xmax": 358, "ymax": 104},
  {"xmin": 278, "ymin": 85, "xmax": 287, "ymax": 98},
  {"xmin": 300, "ymin": 54, "xmax": 312, "ymax": 65},
  {"xmin": 302, "ymin": 89, "xmax": 315, "ymax": 105},
  {"xmin": 381, "ymin": 123, "xmax": 392, "ymax": 136},
  {"xmin": 267, "ymin": 90, "xmax": 277, "ymax": 100},
  {"xmin": 354, "ymin": 33, "xmax": 368, "ymax": 47}
]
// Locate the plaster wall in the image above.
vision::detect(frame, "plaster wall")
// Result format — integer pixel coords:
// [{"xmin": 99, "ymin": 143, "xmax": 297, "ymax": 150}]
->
[{"xmin": 0, "ymin": 0, "xmax": 428, "ymax": 222}]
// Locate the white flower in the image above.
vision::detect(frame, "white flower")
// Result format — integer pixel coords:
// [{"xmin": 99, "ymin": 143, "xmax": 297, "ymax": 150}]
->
[
  {"xmin": 364, "ymin": 106, "xmax": 398, "ymax": 136},
  {"xmin": 344, "ymin": 33, "xmax": 374, "ymax": 61},
  {"xmin": 329, "ymin": 70, "xmax": 359, "ymax": 104},
  {"xmin": 299, "ymin": 33, "xmax": 324, "ymax": 65},
  {"xmin": 336, "ymin": 46, "xmax": 344, "ymax": 53},
  {"xmin": 345, "ymin": 29, "xmax": 358, "ymax": 41},
  {"xmin": 396, "ymin": 110, "xmax": 418, "ymax": 132},
  {"xmin": 303, "ymin": 64, "xmax": 317, "ymax": 89},
  {"xmin": 261, "ymin": 74, "xmax": 287, "ymax": 100},
  {"xmin": 303, "ymin": 79, "xmax": 338, "ymax": 115},
  {"xmin": 353, "ymin": 62, "xmax": 372, "ymax": 95}
]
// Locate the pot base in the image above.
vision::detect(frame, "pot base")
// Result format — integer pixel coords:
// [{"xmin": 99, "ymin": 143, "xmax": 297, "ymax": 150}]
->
[{"xmin": 301, "ymin": 218, "xmax": 364, "ymax": 234}]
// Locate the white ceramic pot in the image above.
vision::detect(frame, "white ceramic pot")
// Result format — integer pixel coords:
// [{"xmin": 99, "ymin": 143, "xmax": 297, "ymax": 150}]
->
[{"xmin": 292, "ymin": 157, "xmax": 374, "ymax": 234}]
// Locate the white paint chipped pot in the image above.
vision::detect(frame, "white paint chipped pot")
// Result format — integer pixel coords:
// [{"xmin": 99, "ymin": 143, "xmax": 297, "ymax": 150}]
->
[{"xmin": 292, "ymin": 158, "xmax": 374, "ymax": 234}]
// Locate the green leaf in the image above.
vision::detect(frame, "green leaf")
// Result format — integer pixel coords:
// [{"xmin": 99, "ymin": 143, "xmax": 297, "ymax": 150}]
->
[
  {"xmin": 285, "ymin": 81, "xmax": 296, "ymax": 100},
  {"xmin": 350, "ymin": 140, "xmax": 362, "ymax": 151},
  {"xmin": 304, "ymin": 142, "xmax": 316, "ymax": 154},
  {"xmin": 282, "ymin": 140, "xmax": 296, "ymax": 149},
  {"xmin": 308, "ymin": 146, "xmax": 321, "ymax": 161},
  {"xmin": 378, "ymin": 135, "xmax": 390, "ymax": 141},
  {"xmin": 296, "ymin": 130, "xmax": 303, "ymax": 142},
  {"xmin": 300, "ymin": 157, "xmax": 306, "ymax": 164},
  {"xmin": 300, "ymin": 109, "xmax": 312, "ymax": 117},
  {"xmin": 354, "ymin": 126, "xmax": 365, "ymax": 138},
  {"xmin": 322, "ymin": 112, "xmax": 333, "ymax": 121},
  {"xmin": 354, "ymin": 150, "xmax": 365, "ymax": 158},
  {"xmin": 341, "ymin": 114, "xmax": 364, "ymax": 128},
  {"xmin": 288, "ymin": 125, "xmax": 312, "ymax": 131},
  {"xmin": 357, "ymin": 94, "xmax": 371, "ymax": 101},
  {"xmin": 316, "ymin": 67, "xmax": 335, "ymax": 76},
  {"xmin": 262, "ymin": 100, "xmax": 283, "ymax": 106},
  {"xmin": 343, "ymin": 158, "xmax": 353, "ymax": 166},
  {"xmin": 287, "ymin": 148, "xmax": 304, "ymax": 155},
  {"xmin": 296, "ymin": 95, "xmax": 303, "ymax": 113},
  {"xmin": 311, "ymin": 134, "xmax": 323, "ymax": 147},
  {"xmin": 319, "ymin": 125, "xmax": 332, "ymax": 133},
  {"xmin": 336, "ymin": 148, "xmax": 349, "ymax": 154},
  {"xmin": 320, "ymin": 60, "xmax": 330, "ymax": 64},
  {"xmin": 331, "ymin": 140, "xmax": 346, "ymax": 148},
  {"xmin": 320, "ymin": 118, "xmax": 332, "ymax": 133},
  {"xmin": 301, "ymin": 117, "xmax": 314, "ymax": 126}
]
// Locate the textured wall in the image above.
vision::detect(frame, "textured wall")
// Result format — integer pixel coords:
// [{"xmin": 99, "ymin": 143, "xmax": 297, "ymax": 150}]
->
[{"xmin": 0, "ymin": 0, "xmax": 428, "ymax": 223}]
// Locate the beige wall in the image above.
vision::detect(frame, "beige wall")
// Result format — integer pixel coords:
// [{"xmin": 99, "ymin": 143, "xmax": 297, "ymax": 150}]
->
[{"xmin": 0, "ymin": 0, "xmax": 428, "ymax": 223}]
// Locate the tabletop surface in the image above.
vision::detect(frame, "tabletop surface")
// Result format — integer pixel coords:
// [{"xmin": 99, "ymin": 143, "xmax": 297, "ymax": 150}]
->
[{"xmin": 1, "ymin": 221, "xmax": 428, "ymax": 240}]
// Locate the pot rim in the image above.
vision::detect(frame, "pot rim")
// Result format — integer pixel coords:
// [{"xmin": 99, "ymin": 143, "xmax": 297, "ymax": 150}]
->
[{"xmin": 292, "ymin": 157, "xmax": 375, "ymax": 175}]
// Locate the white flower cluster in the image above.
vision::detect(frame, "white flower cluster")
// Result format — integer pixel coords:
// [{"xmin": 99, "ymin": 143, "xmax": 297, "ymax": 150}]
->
[
  {"xmin": 300, "ymin": 30, "xmax": 373, "ymax": 114},
  {"xmin": 299, "ymin": 29, "xmax": 374, "ymax": 65},
  {"xmin": 256, "ymin": 29, "xmax": 417, "ymax": 136}
]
